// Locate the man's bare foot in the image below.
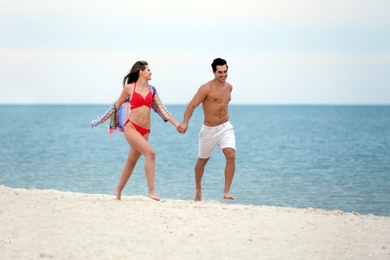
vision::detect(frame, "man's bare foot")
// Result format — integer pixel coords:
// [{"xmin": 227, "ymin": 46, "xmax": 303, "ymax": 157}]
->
[
  {"xmin": 148, "ymin": 191, "xmax": 160, "ymax": 201},
  {"xmin": 194, "ymin": 189, "xmax": 202, "ymax": 201},
  {"xmin": 115, "ymin": 188, "xmax": 121, "ymax": 200},
  {"xmin": 223, "ymin": 192, "xmax": 235, "ymax": 200}
]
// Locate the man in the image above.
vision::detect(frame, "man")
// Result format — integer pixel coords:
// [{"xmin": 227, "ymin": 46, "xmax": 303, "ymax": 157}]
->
[{"xmin": 179, "ymin": 58, "xmax": 236, "ymax": 201}]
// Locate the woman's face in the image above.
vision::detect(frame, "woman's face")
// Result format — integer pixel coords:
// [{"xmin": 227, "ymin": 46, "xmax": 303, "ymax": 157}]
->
[{"xmin": 140, "ymin": 65, "xmax": 152, "ymax": 81}]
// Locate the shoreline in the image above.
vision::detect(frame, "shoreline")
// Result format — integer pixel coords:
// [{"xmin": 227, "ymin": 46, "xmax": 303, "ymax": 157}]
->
[{"xmin": 1, "ymin": 185, "xmax": 389, "ymax": 259}]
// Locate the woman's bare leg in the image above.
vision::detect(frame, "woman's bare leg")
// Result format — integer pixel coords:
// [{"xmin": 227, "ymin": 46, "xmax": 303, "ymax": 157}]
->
[
  {"xmin": 115, "ymin": 147, "xmax": 141, "ymax": 200},
  {"xmin": 124, "ymin": 126, "xmax": 160, "ymax": 201}
]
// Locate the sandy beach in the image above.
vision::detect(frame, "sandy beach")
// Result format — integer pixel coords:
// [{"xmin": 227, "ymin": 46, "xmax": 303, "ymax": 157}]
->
[{"xmin": 1, "ymin": 185, "xmax": 389, "ymax": 259}]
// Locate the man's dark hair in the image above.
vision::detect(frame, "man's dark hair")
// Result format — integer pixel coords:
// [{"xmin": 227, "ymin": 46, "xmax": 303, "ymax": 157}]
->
[{"xmin": 211, "ymin": 58, "xmax": 228, "ymax": 72}]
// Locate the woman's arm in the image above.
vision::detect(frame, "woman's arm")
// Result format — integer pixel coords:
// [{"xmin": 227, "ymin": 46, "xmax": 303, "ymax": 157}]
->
[
  {"xmin": 150, "ymin": 86, "xmax": 182, "ymax": 132},
  {"xmin": 91, "ymin": 103, "xmax": 116, "ymax": 127},
  {"xmin": 90, "ymin": 84, "xmax": 131, "ymax": 128},
  {"xmin": 151, "ymin": 87, "xmax": 172, "ymax": 122},
  {"xmin": 167, "ymin": 115, "xmax": 180, "ymax": 128},
  {"xmin": 115, "ymin": 84, "xmax": 131, "ymax": 109}
]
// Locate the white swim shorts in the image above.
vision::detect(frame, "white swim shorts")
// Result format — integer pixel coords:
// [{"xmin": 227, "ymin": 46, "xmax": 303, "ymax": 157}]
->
[{"xmin": 198, "ymin": 121, "xmax": 236, "ymax": 159}]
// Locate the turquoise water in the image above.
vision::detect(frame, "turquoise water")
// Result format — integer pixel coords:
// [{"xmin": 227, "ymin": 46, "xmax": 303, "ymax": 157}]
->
[{"xmin": 1, "ymin": 105, "xmax": 389, "ymax": 216}]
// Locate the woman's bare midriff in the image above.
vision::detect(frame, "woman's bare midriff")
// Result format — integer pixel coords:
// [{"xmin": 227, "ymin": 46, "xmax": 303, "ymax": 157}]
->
[{"xmin": 128, "ymin": 107, "xmax": 151, "ymax": 129}]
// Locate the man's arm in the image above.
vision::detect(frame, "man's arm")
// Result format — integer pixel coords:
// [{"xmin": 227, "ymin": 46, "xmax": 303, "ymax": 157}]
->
[{"xmin": 180, "ymin": 85, "xmax": 208, "ymax": 133}]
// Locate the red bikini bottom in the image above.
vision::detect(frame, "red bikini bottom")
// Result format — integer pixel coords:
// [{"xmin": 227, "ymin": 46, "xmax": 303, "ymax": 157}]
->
[{"xmin": 124, "ymin": 119, "xmax": 151, "ymax": 136}]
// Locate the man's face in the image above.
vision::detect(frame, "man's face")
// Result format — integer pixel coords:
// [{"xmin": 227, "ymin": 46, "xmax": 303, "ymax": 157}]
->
[{"xmin": 214, "ymin": 65, "xmax": 228, "ymax": 82}]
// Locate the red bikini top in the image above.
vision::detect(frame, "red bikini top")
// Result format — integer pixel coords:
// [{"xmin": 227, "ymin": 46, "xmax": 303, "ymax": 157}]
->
[{"xmin": 130, "ymin": 83, "xmax": 153, "ymax": 109}]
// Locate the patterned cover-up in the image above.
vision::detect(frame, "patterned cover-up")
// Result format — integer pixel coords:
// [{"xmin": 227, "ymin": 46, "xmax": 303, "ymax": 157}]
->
[{"xmin": 91, "ymin": 85, "xmax": 172, "ymax": 134}]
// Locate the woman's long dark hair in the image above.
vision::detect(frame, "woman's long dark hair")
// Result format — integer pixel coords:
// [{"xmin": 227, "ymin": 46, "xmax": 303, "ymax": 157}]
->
[{"xmin": 122, "ymin": 60, "xmax": 148, "ymax": 87}]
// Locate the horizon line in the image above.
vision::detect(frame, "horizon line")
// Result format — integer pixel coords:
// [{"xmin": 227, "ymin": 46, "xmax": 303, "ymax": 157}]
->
[{"xmin": 1, "ymin": 103, "xmax": 389, "ymax": 106}]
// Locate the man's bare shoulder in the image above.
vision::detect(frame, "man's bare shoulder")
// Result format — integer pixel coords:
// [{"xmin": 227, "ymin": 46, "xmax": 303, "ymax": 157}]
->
[
  {"xmin": 200, "ymin": 80, "xmax": 213, "ymax": 89},
  {"xmin": 198, "ymin": 80, "xmax": 232, "ymax": 94},
  {"xmin": 196, "ymin": 81, "xmax": 213, "ymax": 95},
  {"xmin": 227, "ymin": 82, "xmax": 233, "ymax": 91}
]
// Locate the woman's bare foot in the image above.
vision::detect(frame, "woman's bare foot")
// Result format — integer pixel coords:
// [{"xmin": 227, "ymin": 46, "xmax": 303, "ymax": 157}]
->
[
  {"xmin": 148, "ymin": 191, "xmax": 160, "ymax": 201},
  {"xmin": 194, "ymin": 189, "xmax": 202, "ymax": 201},
  {"xmin": 115, "ymin": 188, "xmax": 121, "ymax": 200},
  {"xmin": 223, "ymin": 192, "xmax": 235, "ymax": 200}
]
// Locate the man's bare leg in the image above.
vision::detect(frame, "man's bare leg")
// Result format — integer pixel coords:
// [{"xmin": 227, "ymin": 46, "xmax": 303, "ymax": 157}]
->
[
  {"xmin": 223, "ymin": 148, "xmax": 236, "ymax": 200},
  {"xmin": 194, "ymin": 158, "xmax": 209, "ymax": 201}
]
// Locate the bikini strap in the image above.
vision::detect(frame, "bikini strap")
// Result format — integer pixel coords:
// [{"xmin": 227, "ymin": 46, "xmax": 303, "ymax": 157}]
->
[
  {"xmin": 131, "ymin": 82, "xmax": 137, "ymax": 100},
  {"xmin": 148, "ymin": 84, "xmax": 156, "ymax": 97}
]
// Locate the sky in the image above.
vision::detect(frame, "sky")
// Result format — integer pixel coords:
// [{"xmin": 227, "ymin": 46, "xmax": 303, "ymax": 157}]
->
[{"xmin": 1, "ymin": 0, "xmax": 389, "ymax": 105}]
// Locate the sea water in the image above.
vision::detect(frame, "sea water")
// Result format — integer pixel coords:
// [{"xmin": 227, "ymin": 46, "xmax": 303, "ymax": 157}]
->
[{"xmin": 0, "ymin": 105, "xmax": 389, "ymax": 216}]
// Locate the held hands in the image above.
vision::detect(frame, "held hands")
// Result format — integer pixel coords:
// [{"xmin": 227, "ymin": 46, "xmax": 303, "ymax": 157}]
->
[
  {"xmin": 176, "ymin": 124, "xmax": 184, "ymax": 134},
  {"xmin": 176, "ymin": 122, "xmax": 188, "ymax": 134}
]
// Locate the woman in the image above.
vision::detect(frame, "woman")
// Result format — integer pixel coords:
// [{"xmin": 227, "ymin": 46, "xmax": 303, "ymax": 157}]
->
[{"xmin": 91, "ymin": 61, "xmax": 182, "ymax": 201}]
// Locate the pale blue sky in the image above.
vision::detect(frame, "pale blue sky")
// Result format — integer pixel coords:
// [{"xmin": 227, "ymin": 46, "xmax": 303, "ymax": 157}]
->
[{"xmin": 1, "ymin": 0, "xmax": 389, "ymax": 104}]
